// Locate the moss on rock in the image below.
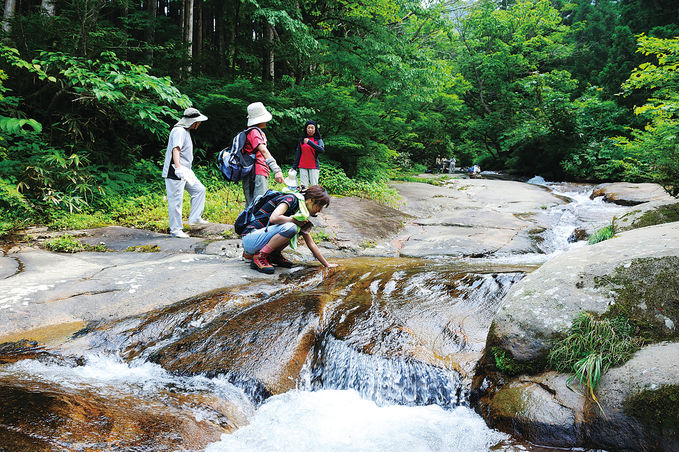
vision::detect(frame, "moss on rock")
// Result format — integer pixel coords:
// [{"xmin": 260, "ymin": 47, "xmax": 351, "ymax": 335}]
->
[
  {"xmin": 595, "ymin": 256, "xmax": 679, "ymax": 342},
  {"xmin": 624, "ymin": 384, "xmax": 679, "ymax": 432},
  {"xmin": 630, "ymin": 203, "xmax": 679, "ymax": 230},
  {"xmin": 489, "ymin": 346, "xmax": 547, "ymax": 377}
]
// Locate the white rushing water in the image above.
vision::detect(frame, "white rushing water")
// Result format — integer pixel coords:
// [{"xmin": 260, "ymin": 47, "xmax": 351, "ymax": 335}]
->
[
  {"xmin": 529, "ymin": 177, "xmax": 627, "ymax": 255},
  {"xmin": 205, "ymin": 389, "xmax": 509, "ymax": 452},
  {"xmin": 2, "ymin": 353, "xmax": 515, "ymax": 451}
]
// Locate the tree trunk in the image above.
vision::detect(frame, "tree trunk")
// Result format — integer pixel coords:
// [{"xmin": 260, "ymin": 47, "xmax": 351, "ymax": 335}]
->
[
  {"xmin": 195, "ymin": 0, "xmax": 202, "ymax": 71},
  {"xmin": 216, "ymin": 0, "xmax": 225, "ymax": 75},
  {"xmin": 184, "ymin": 0, "xmax": 194, "ymax": 72},
  {"xmin": 143, "ymin": 0, "xmax": 157, "ymax": 64},
  {"xmin": 2, "ymin": 0, "xmax": 16, "ymax": 33},
  {"xmin": 41, "ymin": 0, "xmax": 56, "ymax": 16},
  {"xmin": 229, "ymin": 1, "xmax": 241, "ymax": 73},
  {"xmin": 262, "ymin": 21, "xmax": 274, "ymax": 82}
]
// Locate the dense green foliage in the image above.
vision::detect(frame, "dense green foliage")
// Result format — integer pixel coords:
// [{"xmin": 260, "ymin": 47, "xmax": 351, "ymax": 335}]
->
[{"xmin": 0, "ymin": 0, "xmax": 677, "ymax": 229}]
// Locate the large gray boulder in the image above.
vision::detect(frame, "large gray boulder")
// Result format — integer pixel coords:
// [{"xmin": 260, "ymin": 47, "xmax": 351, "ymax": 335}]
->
[
  {"xmin": 487, "ymin": 221, "xmax": 679, "ymax": 363},
  {"xmin": 591, "ymin": 182, "xmax": 673, "ymax": 206},
  {"xmin": 589, "ymin": 342, "xmax": 679, "ymax": 451},
  {"xmin": 478, "ymin": 342, "xmax": 679, "ymax": 451}
]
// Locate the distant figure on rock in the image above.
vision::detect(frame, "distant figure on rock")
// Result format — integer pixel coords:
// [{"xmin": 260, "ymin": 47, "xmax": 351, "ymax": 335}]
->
[
  {"xmin": 448, "ymin": 156, "xmax": 456, "ymax": 174},
  {"xmin": 240, "ymin": 185, "xmax": 338, "ymax": 274},
  {"xmin": 241, "ymin": 102, "xmax": 284, "ymax": 207},
  {"xmin": 162, "ymin": 107, "xmax": 209, "ymax": 238},
  {"xmin": 292, "ymin": 120, "xmax": 325, "ymax": 188}
]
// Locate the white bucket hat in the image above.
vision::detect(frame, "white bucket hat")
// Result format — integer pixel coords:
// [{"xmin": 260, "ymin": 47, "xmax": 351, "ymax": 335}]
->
[
  {"xmin": 175, "ymin": 107, "xmax": 208, "ymax": 128},
  {"xmin": 284, "ymin": 169, "xmax": 297, "ymax": 188},
  {"xmin": 247, "ymin": 102, "xmax": 273, "ymax": 127}
]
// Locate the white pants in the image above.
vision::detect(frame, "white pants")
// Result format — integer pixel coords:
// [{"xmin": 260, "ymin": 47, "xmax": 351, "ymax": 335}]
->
[
  {"xmin": 165, "ymin": 177, "xmax": 206, "ymax": 234},
  {"xmin": 299, "ymin": 168, "xmax": 319, "ymax": 187}
]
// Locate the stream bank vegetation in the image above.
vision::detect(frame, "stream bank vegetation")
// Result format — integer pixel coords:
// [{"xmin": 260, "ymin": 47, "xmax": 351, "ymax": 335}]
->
[
  {"xmin": 548, "ymin": 312, "xmax": 639, "ymax": 408},
  {"xmin": 0, "ymin": 0, "xmax": 677, "ymax": 234}
]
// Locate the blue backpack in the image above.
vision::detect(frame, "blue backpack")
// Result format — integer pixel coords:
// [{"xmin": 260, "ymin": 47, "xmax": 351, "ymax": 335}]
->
[
  {"xmin": 234, "ymin": 189, "xmax": 285, "ymax": 235},
  {"xmin": 217, "ymin": 126, "xmax": 262, "ymax": 182}
]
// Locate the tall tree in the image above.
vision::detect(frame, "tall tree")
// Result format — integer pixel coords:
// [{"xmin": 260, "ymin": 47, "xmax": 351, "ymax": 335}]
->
[{"xmin": 2, "ymin": 0, "xmax": 16, "ymax": 33}]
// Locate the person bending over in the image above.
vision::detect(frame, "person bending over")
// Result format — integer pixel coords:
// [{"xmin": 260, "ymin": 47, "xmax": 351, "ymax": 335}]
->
[{"xmin": 241, "ymin": 185, "xmax": 338, "ymax": 274}]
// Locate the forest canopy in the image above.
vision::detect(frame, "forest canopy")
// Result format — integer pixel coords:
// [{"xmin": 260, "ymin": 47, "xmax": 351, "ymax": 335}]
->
[{"xmin": 0, "ymin": 0, "xmax": 678, "ymax": 229}]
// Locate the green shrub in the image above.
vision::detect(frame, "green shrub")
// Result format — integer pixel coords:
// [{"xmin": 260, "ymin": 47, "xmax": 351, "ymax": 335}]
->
[{"xmin": 320, "ymin": 161, "xmax": 400, "ymax": 207}]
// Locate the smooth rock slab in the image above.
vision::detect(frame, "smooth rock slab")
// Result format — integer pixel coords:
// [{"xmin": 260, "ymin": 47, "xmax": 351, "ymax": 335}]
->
[
  {"xmin": 400, "ymin": 225, "xmax": 518, "ymax": 258},
  {"xmin": 392, "ymin": 180, "xmax": 566, "ymax": 258},
  {"xmin": 0, "ymin": 248, "xmax": 278, "ymax": 342}
]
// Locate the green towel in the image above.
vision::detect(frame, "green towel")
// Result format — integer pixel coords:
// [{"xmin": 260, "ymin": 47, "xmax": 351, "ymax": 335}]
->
[{"xmin": 282, "ymin": 188, "xmax": 309, "ymax": 249}]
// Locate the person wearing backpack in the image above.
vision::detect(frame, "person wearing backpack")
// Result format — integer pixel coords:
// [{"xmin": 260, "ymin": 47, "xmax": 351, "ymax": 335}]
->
[
  {"xmin": 240, "ymin": 185, "xmax": 338, "ymax": 274},
  {"xmin": 241, "ymin": 102, "xmax": 284, "ymax": 207},
  {"xmin": 161, "ymin": 107, "xmax": 209, "ymax": 238},
  {"xmin": 292, "ymin": 120, "xmax": 324, "ymax": 188}
]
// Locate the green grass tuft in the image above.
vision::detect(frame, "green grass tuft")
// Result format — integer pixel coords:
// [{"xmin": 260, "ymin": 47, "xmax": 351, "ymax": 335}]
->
[
  {"xmin": 549, "ymin": 312, "xmax": 639, "ymax": 406},
  {"xmin": 311, "ymin": 228, "xmax": 332, "ymax": 243},
  {"xmin": 588, "ymin": 221, "xmax": 615, "ymax": 245}
]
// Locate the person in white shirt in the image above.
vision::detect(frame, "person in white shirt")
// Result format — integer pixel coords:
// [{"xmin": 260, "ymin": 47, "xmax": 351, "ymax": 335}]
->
[{"xmin": 161, "ymin": 107, "xmax": 209, "ymax": 238}]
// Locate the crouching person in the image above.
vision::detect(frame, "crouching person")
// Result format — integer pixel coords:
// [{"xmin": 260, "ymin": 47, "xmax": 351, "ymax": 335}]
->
[{"xmin": 241, "ymin": 185, "xmax": 338, "ymax": 273}]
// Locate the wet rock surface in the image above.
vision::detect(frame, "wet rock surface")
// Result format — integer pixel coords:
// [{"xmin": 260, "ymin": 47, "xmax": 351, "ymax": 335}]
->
[
  {"xmin": 66, "ymin": 260, "xmax": 526, "ymax": 406},
  {"xmin": 0, "ymin": 376, "xmax": 242, "ymax": 451},
  {"xmin": 482, "ymin": 372, "xmax": 586, "ymax": 447},
  {"xmin": 0, "ymin": 179, "xmax": 676, "ymax": 451}
]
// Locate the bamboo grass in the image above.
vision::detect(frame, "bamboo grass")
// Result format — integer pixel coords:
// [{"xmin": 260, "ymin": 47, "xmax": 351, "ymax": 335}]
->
[{"xmin": 549, "ymin": 312, "xmax": 639, "ymax": 412}]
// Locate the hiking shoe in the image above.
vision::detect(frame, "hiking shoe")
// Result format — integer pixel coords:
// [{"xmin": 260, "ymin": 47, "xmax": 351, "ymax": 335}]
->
[
  {"xmin": 270, "ymin": 251, "xmax": 294, "ymax": 268},
  {"xmin": 250, "ymin": 253, "xmax": 275, "ymax": 274},
  {"xmin": 171, "ymin": 230, "xmax": 190, "ymax": 238},
  {"xmin": 242, "ymin": 251, "xmax": 253, "ymax": 261}
]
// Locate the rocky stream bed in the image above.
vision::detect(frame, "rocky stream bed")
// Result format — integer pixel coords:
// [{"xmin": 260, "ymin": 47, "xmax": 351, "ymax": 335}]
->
[{"xmin": 1, "ymin": 178, "xmax": 678, "ymax": 451}]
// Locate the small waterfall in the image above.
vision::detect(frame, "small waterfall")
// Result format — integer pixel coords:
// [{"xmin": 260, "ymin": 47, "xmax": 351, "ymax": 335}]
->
[
  {"xmin": 300, "ymin": 270, "xmax": 524, "ymax": 409},
  {"xmin": 303, "ymin": 335, "xmax": 465, "ymax": 407}
]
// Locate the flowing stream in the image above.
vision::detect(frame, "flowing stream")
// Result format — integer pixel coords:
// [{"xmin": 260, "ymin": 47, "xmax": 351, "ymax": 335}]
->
[{"xmin": 0, "ymin": 182, "xmax": 623, "ymax": 451}]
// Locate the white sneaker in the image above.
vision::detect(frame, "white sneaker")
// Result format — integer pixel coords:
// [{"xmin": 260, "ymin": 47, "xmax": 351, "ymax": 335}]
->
[
  {"xmin": 188, "ymin": 218, "xmax": 209, "ymax": 226},
  {"xmin": 171, "ymin": 230, "xmax": 190, "ymax": 238}
]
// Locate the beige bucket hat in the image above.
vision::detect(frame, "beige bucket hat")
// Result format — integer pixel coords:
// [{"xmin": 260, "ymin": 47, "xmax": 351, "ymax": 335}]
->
[
  {"xmin": 175, "ymin": 107, "xmax": 208, "ymax": 128},
  {"xmin": 247, "ymin": 102, "xmax": 273, "ymax": 127}
]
